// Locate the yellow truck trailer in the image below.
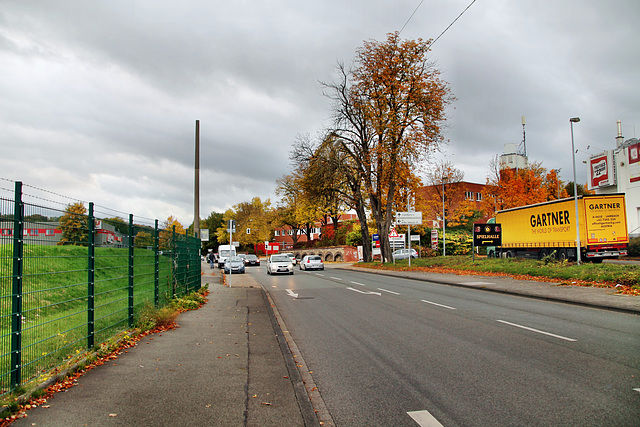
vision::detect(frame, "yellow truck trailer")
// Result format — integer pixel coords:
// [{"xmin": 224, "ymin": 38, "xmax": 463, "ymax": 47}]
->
[{"xmin": 493, "ymin": 194, "xmax": 628, "ymax": 262}]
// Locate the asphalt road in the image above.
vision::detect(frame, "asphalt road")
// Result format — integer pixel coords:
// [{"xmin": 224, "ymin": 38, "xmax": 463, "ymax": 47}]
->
[{"xmin": 249, "ymin": 264, "xmax": 640, "ymax": 426}]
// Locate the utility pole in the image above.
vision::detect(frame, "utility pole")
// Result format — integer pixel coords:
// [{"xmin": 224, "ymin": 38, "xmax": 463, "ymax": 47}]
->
[{"xmin": 194, "ymin": 120, "xmax": 200, "ymax": 239}]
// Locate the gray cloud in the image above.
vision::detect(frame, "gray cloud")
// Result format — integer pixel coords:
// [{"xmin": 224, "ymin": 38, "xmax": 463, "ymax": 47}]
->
[{"xmin": 1, "ymin": 0, "xmax": 638, "ymax": 225}]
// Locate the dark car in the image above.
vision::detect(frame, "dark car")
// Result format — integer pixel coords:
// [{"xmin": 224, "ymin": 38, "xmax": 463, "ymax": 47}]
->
[{"xmin": 244, "ymin": 254, "xmax": 260, "ymax": 266}]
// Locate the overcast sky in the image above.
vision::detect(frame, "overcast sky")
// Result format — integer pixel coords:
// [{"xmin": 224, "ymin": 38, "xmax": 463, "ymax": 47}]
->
[{"xmin": 1, "ymin": 0, "xmax": 638, "ymax": 227}]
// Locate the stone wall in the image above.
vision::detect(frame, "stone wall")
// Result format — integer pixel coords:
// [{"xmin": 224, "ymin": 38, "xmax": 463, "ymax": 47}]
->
[{"xmin": 290, "ymin": 245, "xmax": 359, "ymax": 262}]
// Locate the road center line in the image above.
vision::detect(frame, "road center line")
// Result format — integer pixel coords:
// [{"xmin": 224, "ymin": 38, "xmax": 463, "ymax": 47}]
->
[
  {"xmin": 421, "ymin": 299, "xmax": 456, "ymax": 310},
  {"xmin": 378, "ymin": 288, "xmax": 400, "ymax": 295},
  {"xmin": 331, "ymin": 277, "xmax": 342, "ymax": 281},
  {"xmin": 350, "ymin": 281, "xmax": 367, "ymax": 286},
  {"xmin": 496, "ymin": 320, "xmax": 577, "ymax": 342},
  {"xmin": 407, "ymin": 410, "xmax": 443, "ymax": 426}
]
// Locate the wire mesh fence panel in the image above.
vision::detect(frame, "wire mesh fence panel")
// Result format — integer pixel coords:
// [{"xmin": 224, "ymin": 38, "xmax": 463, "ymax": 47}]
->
[{"xmin": 0, "ymin": 181, "xmax": 202, "ymax": 396}]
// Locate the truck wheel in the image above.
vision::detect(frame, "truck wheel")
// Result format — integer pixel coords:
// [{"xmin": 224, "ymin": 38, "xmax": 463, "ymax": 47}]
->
[
  {"xmin": 538, "ymin": 249, "xmax": 548, "ymax": 260},
  {"xmin": 488, "ymin": 250, "xmax": 495, "ymax": 258},
  {"xmin": 505, "ymin": 251, "xmax": 513, "ymax": 258},
  {"xmin": 558, "ymin": 250, "xmax": 567, "ymax": 261}
]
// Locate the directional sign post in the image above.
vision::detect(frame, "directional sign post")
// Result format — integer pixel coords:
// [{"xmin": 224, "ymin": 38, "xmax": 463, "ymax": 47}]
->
[{"xmin": 396, "ymin": 212, "xmax": 423, "ymax": 225}]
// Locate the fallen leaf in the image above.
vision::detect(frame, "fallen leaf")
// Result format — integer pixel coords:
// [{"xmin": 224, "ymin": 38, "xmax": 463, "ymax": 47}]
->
[{"xmin": 109, "ymin": 413, "xmax": 118, "ymax": 417}]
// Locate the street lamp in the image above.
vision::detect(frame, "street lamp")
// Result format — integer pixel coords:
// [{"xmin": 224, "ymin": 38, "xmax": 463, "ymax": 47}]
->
[
  {"xmin": 569, "ymin": 117, "xmax": 581, "ymax": 264},
  {"xmin": 442, "ymin": 175, "xmax": 447, "ymax": 257}
]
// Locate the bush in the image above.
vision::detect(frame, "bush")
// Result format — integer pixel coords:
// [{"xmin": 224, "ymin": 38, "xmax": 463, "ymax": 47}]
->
[{"xmin": 628, "ymin": 237, "xmax": 640, "ymax": 257}]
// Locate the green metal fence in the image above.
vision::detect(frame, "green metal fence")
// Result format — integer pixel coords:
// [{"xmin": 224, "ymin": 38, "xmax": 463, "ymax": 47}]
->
[{"xmin": 0, "ymin": 181, "xmax": 201, "ymax": 396}]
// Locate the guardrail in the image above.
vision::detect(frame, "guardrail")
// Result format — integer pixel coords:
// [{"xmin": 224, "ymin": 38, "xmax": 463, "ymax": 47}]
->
[{"xmin": 0, "ymin": 181, "xmax": 201, "ymax": 396}]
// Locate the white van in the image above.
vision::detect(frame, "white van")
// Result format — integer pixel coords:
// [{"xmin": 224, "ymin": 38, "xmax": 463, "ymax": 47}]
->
[{"xmin": 217, "ymin": 245, "xmax": 237, "ymax": 269}]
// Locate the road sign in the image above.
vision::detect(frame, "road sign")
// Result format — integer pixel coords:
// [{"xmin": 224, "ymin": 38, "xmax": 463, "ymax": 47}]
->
[
  {"xmin": 396, "ymin": 211, "xmax": 423, "ymax": 225},
  {"xmin": 431, "ymin": 229, "xmax": 438, "ymax": 250},
  {"xmin": 389, "ymin": 228, "xmax": 400, "ymax": 238},
  {"xmin": 200, "ymin": 229, "xmax": 209, "ymax": 241},
  {"xmin": 473, "ymin": 223, "xmax": 502, "ymax": 246}
]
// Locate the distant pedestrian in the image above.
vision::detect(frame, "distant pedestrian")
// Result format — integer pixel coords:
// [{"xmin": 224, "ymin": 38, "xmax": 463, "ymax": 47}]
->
[{"xmin": 208, "ymin": 252, "xmax": 215, "ymax": 268}]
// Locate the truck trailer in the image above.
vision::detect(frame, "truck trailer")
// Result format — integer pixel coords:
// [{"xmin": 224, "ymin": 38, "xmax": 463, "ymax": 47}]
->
[{"xmin": 492, "ymin": 194, "xmax": 628, "ymax": 262}]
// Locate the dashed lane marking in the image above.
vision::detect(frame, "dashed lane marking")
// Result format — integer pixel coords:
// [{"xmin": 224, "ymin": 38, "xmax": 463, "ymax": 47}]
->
[
  {"xmin": 421, "ymin": 299, "xmax": 456, "ymax": 310},
  {"xmin": 496, "ymin": 320, "xmax": 577, "ymax": 342},
  {"xmin": 407, "ymin": 410, "xmax": 443, "ymax": 426}
]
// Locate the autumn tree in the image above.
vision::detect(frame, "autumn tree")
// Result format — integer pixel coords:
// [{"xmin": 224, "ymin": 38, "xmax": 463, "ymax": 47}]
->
[
  {"xmin": 58, "ymin": 202, "xmax": 87, "ymax": 246},
  {"xmin": 274, "ymin": 173, "xmax": 316, "ymax": 246},
  {"xmin": 419, "ymin": 161, "xmax": 478, "ymax": 230},
  {"xmin": 323, "ymin": 32, "xmax": 451, "ymax": 261},
  {"xmin": 483, "ymin": 158, "xmax": 577, "ymax": 217},
  {"xmin": 134, "ymin": 231, "xmax": 154, "ymax": 248},
  {"xmin": 159, "ymin": 216, "xmax": 185, "ymax": 250},
  {"xmin": 233, "ymin": 197, "xmax": 273, "ymax": 248},
  {"xmin": 290, "ymin": 133, "xmax": 352, "ymax": 243},
  {"xmin": 200, "ymin": 211, "xmax": 224, "ymax": 253}
]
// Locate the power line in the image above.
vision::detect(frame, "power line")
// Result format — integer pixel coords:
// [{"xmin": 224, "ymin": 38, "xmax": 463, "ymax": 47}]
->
[
  {"xmin": 430, "ymin": 0, "xmax": 477, "ymax": 49},
  {"xmin": 399, "ymin": 0, "xmax": 424, "ymax": 34}
]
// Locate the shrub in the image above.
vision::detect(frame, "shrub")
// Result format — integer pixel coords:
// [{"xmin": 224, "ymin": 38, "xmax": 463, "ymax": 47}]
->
[{"xmin": 628, "ymin": 237, "xmax": 640, "ymax": 257}]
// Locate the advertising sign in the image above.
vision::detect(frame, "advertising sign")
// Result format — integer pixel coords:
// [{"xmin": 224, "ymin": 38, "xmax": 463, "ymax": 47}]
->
[
  {"xmin": 589, "ymin": 151, "xmax": 615, "ymax": 188},
  {"xmin": 473, "ymin": 223, "xmax": 502, "ymax": 246},
  {"xmin": 629, "ymin": 141, "xmax": 640, "ymax": 183},
  {"xmin": 200, "ymin": 229, "xmax": 209, "ymax": 241},
  {"xmin": 430, "ymin": 229, "xmax": 438, "ymax": 250}
]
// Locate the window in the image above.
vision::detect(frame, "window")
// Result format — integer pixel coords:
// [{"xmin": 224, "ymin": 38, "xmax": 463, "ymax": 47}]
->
[
  {"xmin": 46, "ymin": 229, "xmax": 55, "ymax": 236},
  {"xmin": 465, "ymin": 191, "xmax": 473, "ymax": 200},
  {"xmin": 476, "ymin": 192, "xmax": 482, "ymax": 201},
  {"xmin": 275, "ymin": 230, "xmax": 280, "ymax": 237}
]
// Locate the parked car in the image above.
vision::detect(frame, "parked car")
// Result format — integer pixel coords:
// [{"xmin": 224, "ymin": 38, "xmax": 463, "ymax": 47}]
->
[
  {"xmin": 267, "ymin": 254, "xmax": 294, "ymax": 275},
  {"xmin": 244, "ymin": 254, "xmax": 260, "ymax": 266},
  {"xmin": 224, "ymin": 256, "xmax": 246, "ymax": 274},
  {"xmin": 392, "ymin": 248, "xmax": 418, "ymax": 260},
  {"xmin": 280, "ymin": 252, "xmax": 297, "ymax": 265},
  {"xmin": 299, "ymin": 255, "xmax": 324, "ymax": 271}
]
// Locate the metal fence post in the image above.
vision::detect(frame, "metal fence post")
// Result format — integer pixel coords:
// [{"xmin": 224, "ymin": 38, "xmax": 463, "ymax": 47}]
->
[
  {"xmin": 10, "ymin": 181, "xmax": 24, "ymax": 389},
  {"xmin": 128, "ymin": 214, "xmax": 134, "ymax": 327},
  {"xmin": 87, "ymin": 203, "xmax": 95, "ymax": 349},
  {"xmin": 154, "ymin": 219, "xmax": 159, "ymax": 307},
  {"xmin": 172, "ymin": 225, "xmax": 176, "ymax": 296}
]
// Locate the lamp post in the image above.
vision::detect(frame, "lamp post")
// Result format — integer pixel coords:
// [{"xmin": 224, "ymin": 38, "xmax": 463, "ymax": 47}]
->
[
  {"xmin": 570, "ymin": 117, "xmax": 581, "ymax": 264},
  {"xmin": 442, "ymin": 176, "xmax": 446, "ymax": 257}
]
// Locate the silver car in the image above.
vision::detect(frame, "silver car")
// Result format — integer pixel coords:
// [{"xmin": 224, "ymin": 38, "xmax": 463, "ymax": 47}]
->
[
  {"xmin": 224, "ymin": 256, "xmax": 246, "ymax": 274},
  {"xmin": 299, "ymin": 255, "xmax": 324, "ymax": 271},
  {"xmin": 267, "ymin": 255, "xmax": 294, "ymax": 275},
  {"xmin": 392, "ymin": 248, "xmax": 418, "ymax": 260}
]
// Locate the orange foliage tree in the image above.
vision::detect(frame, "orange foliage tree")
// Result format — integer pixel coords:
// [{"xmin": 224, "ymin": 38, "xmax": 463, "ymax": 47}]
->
[
  {"xmin": 324, "ymin": 32, "xmax": 452, "ymax": 261},
  {"xmin": 482, "ymin": 158, "xmax": 573, "ymax": 217}
]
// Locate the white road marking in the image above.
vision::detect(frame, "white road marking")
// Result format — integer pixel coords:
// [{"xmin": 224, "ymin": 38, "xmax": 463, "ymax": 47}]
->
[
  {"xmin": 496, "ymin": 320, "xmax": 577, "ymax": 342},
  {"xmin": 407, "ymin": 410, "xmax": 443, "ymax": 426},
  {"xmin": 316, "ymin": 273, "xmax": 325, "ymax": 277},
  {"xmin": 378, "ymin": 288, "xmax": 400, "ymax": 295},
  {"xmin": 286, "ymin": 289, "xmax": 299, "ymax": 298},
  {"xmin": 421, "ymin": 299, "xmax": 456, "ymax": 310},
  {"xmin": 350, "ymin": 281, "xmax": 367, "ymax": 287},
  {"xmin": 346, "ymin": 287, "xmax": 381, "ymax": 296},
  {"xmin": 331, "ymin": 277, "xmax": 342, "ymax": 281},
  {"xmin": 632, "ymin": 388, "xmax": 640, "ymax": 393}
]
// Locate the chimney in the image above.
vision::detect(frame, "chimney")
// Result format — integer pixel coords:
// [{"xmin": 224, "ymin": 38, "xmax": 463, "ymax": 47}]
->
[{"xmin": 616, "ymin": 119, "xmax": 624, "ymax": 148}]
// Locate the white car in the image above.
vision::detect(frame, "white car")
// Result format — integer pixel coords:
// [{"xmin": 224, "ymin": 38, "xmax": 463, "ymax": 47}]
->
[
  {"xmin": 299, "ymin": 255, "xmax": 324, "ymax": 271},
  {"xmin": 267, "ymin": 254, "xmax": 294, "ymax": 275},
  {"xmin": 281, "ymin": 252, "xmax": 297, "ymax": 265}
]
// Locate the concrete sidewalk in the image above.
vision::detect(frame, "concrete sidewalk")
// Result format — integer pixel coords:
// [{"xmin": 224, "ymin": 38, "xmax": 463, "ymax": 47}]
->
[{"xmin": 13, "ymin": 267, "xmax": 315, "ymax": 427}]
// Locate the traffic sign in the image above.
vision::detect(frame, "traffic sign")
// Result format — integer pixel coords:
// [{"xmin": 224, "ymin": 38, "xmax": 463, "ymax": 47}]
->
[
  {"xmin": 389, "ymin": 228, "xmax": 400, "ymax": 238},
  {"xmin": 396, "ymin": 211, "xmax": 422, "ymax": 225}
]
